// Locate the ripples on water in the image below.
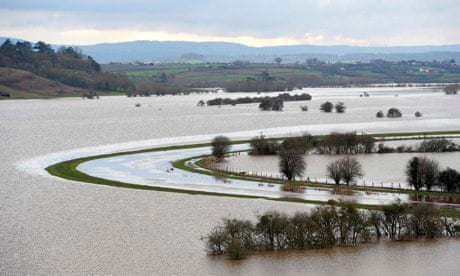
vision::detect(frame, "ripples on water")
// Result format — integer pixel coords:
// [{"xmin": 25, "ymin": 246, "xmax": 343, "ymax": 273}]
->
[{"xmin": 1, "ymin": 87, "xmax": 460, "ymax": 275}]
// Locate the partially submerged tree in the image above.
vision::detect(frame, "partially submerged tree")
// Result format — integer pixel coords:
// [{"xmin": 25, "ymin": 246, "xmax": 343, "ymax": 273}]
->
[
  {"xmin": 249, "ymin": 135, "xmax": 279, "ymax": 155},
  {"xmin": 406, "ymin": 157, "xmax": 422, "ymax": 191},
  {"xmin": 419, "ymin": 158, "xmax": 439, "ymax": 191},
  {"xmin": 438, "ymin": 167, "xmax": 460, "ymax": 192},
  {"xmin": 204, "ymin": 204, "xmax": 447, "ymax": 259},
  {"xmin": 382, "ymin": 203, "xmax": 408, "ymax": 240},
  {"xmin": 443, "ymin": 84, "xmax": 459, "ymax": 95},
  {"xmin": 338, "ymin": 156, "xmax": 363, "ymax": 185},
  {"xmin": 211, "ymin": 136, "xmax": 231, "ymax": 160},
  {"xmin": 335, "ymin": 102, "xmax": 346, "ymax": 113},
  {"xmin": 326, "ymin": 159, "xmax": 342, "ymax": 185},
  {"xmin": 280, "ymin": 134, "xmax": 315, "ymax": 154},
  {"xmin": 387, "ymin": 108, "xmax": 402, "ymax": 118},
  {"xmin": 320, "ymin": 101, "xmax": 334, "ymax": 112},
  {"xmin": 376, "ymin": 110, "xmax": 384, "ymax": 118},
  {"xmin": 278, "ymin": 149, "xmax": 306, "ymax": 181},
  {"xmin": 259, "ymin": 97, "xmax": 284, "ymax": 111},
  {"xmin": 406, "ymin": 156, "xmax": 440, "ymax": 191}
]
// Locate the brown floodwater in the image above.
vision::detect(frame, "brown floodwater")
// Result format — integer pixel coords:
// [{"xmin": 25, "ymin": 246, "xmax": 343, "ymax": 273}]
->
[{"xmin": 2, "ymin": 88, "xmax": 460, "ymax": 275}]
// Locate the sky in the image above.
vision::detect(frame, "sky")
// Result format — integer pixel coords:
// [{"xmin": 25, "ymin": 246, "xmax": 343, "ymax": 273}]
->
[{"xmin": 0, "ymin": 0, "xmax": 459, "ymax": 47}]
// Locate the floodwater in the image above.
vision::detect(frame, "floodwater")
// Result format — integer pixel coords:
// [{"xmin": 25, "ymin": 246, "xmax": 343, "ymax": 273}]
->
[
  {"xmin": 1, "ymin": 87, "xmax": 460, "ymax": 275},
  {"xmin": 78, "ymin": 145, "xmax": 412, "ymax": 206},
  {"xmin": 218, "ymin": 139, "xmax": 460, "ymax": 188}
]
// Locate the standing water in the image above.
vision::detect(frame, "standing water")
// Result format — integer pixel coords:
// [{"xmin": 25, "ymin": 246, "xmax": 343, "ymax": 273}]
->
[{"xmin": 1, "ymin": 87, "xmax": 459, "ymax": 275}]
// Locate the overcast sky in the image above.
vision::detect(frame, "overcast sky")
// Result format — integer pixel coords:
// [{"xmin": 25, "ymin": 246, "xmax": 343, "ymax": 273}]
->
[{"xmin": 0, "ymin": 0, "xmax": 459, "ymax": 46}]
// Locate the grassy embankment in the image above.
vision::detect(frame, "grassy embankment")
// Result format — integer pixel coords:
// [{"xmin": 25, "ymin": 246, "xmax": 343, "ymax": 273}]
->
[
  {"xmin": 46, "ymin": 130, "xmax": 460, "ymax": 217},
  {"xmin": 0, "ymin": 67, "xmax": 127, "ymax": 99},
  {"xmin": 0, "ymin": 68, "xmax": 86, "ymax": 99}
]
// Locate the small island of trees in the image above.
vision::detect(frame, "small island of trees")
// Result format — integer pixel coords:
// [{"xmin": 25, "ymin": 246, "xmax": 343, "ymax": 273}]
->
[{"xmin": 204, "ymin": 204, "xmax": 459, "ymax": 260}]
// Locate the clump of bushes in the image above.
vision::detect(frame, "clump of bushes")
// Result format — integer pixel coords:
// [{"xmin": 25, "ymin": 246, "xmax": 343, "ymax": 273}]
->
[
  {"xmin": 317, "ymin": 132, "xmax": 375, "ymax": 154},
  {"xmin": 375, "ymin": 138, "xmax": 459, "ymax": 154},
  {"xmin": 211, "ymin": 136, "xmax": 231, "ymax": 160},
  {"xmin": 376, "ymin": 110, "xmax": 384, "ymax": 118},
  {"xmin": 320, "ymin": 101, "xmax": 346, "ymax": 113},
  {"xmin": 206, "ymin": 93, "xmax": 312, "ymax": 107},
  {"xmin": 320, "ymin": 101, "xmax": 333, "ymax": 112},
  {"xmin": 259, "ymin": 97, "xmax": 283, "ymax": 111},
  {"xmin": 444, "ymin": 84, "xmax": 459, "ymax": 95},
  {"xmin": 418, "ymin": 138, "xmax": 458, "ymax": 152},
  {"xmin": 387, "ymin": 108, "xmax": 402, "ymax": 118},
  {"xmin": 249, "ymin": 135, "xmax": 279, "ymax": 155},
  {"xmin": 335, "ymin": 102, "xmax": 346, "ymax": 113}
]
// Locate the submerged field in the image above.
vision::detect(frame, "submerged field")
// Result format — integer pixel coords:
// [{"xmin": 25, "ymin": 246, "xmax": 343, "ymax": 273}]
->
[{"xmin": 3, "ymin": 87, "xmax": 460, "ymax": 274}]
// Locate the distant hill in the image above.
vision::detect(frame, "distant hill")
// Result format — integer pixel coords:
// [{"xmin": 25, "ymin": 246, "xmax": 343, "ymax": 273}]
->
[
  {"xmin": 2, "ymin": 37, "xmax": 460, "ymax": 63},
  {"xmin": 77, "ymin": 41, "xmax": 460, "ymax": 63}
]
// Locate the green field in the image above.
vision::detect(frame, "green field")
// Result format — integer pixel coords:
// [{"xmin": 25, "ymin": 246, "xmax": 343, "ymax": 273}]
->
[{"xmin": 103, "ymin": 61, "xmax": 460, "ymax": 88}]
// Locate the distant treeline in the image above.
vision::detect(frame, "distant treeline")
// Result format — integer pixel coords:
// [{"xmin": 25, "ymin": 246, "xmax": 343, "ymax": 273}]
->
[
  {"xmin": 146, "ymin": 59, "xmax": 460, "ymax": 89},
  {"xmin": 0, "ymin": 39, "xmax": 134, "ymax": 92},
  {"xmin": 317, "ymin": 132, "xmax": 375, "ymax": 154},
  {"xmin": 249, "ymin": 132, "xmax": 460, "ymax": 156},
  {"xmin": 377, "ymin": 138, "xmax": 460, "ymax": 153},
  {"xmin": 205, "ymin": 204, "xmax": 459, "ymax": 260},
  {"xmin": 205, "ymin": 93, "xmax": 312, "ymax": 106}
]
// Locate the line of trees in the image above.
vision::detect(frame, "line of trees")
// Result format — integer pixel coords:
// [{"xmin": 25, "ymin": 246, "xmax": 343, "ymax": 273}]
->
[
  {"xmin": 205, "ymin": 93, "xmax": 312, "ymax": 107},
  {"xmin": 213, "ymin": 134, "xmax": 459, "ymax": 191},
  {"xmin": 0, "ymin": 39, "xmax": 134, "ymax": 92},
  {"xmin": 377, "ymin": 138, "xmax": 459, "ymax": 154},
  {"xmin": 406, "ymin": 156, "xmax": 460, "ymax": 192},
  {"xmin": 317, "ymin": 132, "xmax": 375, "ymax": 154},
  {"xmin": 204, "ymin": 204, "xmax": 459, "ymax": 260}
]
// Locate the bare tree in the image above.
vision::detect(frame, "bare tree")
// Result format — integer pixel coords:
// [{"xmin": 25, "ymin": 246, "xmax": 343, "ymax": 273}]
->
[
  {"xmin": 339, "ymin": 156, "xmax": 363, "ymax": 185},
  {"xmin": 326, "ymin": 159, "xmax": 342, "ymax": 185},
  {"xmin": 419, "ymin": 157, "xmax": 439, "ymax": 191},
  {"xmin": 278, "ymin": 149, "xmax": 306, "ymax": 181},
  {"xmin": 406, "ymin": 157, "xmax": 422, "ymax": 191}
]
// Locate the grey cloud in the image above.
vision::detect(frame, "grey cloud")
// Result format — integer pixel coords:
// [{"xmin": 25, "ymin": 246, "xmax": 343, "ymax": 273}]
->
[{"xmin": 0, "ymin": 0, "xmax": 459, "ymax": 43}]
